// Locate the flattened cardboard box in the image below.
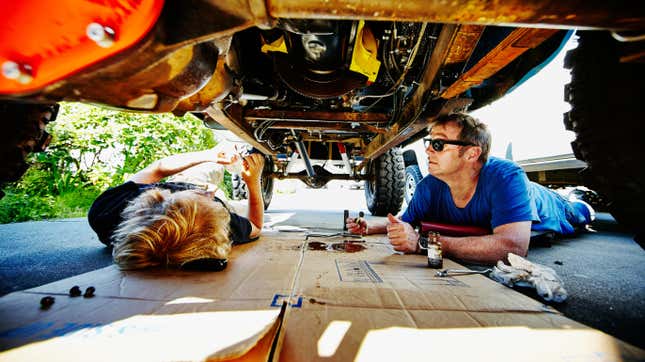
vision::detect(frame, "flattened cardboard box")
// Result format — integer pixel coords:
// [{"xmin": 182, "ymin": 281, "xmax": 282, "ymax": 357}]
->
[
  {"xmin": 1, "ymin": 231, "xmax": 643, "ymax": 361},
  {"xmin": 282, "ymin": 234, "xmax": 644, "ymax": 362},
  {"xmin": 0, "ymin": 232, "xmax": 304, "ymax": 361}
]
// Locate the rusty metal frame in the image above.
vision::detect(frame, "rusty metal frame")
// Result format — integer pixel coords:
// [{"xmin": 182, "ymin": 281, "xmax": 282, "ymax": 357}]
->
[
  {"xmin": 265, "ymin": 0, "xmax": 643, "ymax": 30},
  {"xmin": 244, "ymin": 109, "xmax": 389, "ymax": 123},
  {"xmin": 441, "ymin": 28, "xmax": 559, "ymax": 99},
  {"xmin": 362, "ymin": 24, "xmax": 461, "ymax": 161},
  {"xmin": 205, "ymin": 103, "xmax": 275, "ymax": 154}
]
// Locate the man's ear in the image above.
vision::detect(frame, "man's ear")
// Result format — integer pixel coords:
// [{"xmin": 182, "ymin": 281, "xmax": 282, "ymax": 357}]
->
[{"xmin": 467, "ymin": 146, "xmax": 482, "ymax": 161}]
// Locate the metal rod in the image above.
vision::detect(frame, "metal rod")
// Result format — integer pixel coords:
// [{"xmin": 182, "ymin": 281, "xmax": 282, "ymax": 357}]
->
[
  {"xmin": 337, "ymin": 142, "xmax": 354, "ymax": 177},
  {"xmin": 292, "ymin": 129, "xmax": 316, "ymax": 177}
]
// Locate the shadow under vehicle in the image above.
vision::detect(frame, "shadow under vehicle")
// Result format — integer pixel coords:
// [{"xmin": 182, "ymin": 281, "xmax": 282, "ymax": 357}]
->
[{"xmin": 1, "ymin": 0, "xmax": 643, "ymax": 240}]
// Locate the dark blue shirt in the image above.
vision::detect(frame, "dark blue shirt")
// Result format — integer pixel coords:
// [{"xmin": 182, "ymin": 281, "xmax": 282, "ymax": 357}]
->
[
  {"xmin": 402, "ymin": 157, "xmax": 536, "ymax": 231},
  {"xmin": 401, "ymin": 157, "xmax": 581, "ymax": 234}
]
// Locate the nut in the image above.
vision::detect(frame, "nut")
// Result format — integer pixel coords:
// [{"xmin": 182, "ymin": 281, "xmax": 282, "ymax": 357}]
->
[
  {"xmin": 2, "ymin": 61, "xmax": 33, "ymax": 84},
  {"xmin": 86, "ymin": 23, "xmax": 115, "ymax": 48},
  {"xmin": 40, "ymin": 296, "xmax": 55, "ymax": 309},
  {"xmin": 69, "ymin": 285, "xmax": 82, "ymax": 297},
  {"xmin": 83, "ymin": 286, "xmax": 96, "ymax": 298}
]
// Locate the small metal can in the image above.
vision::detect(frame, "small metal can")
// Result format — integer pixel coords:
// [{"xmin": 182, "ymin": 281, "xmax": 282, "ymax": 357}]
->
[{"xmin": 426, "ymin": 232, "xmax": 443, "ymax": 269}]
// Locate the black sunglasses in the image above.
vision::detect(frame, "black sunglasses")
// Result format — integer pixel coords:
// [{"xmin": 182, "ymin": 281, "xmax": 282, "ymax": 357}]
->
[{"xmin": 423, "ymin": 137, "xmax": 475, "ymax": 152}]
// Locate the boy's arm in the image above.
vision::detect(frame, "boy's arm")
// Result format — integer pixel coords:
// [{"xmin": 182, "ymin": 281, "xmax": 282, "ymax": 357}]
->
[
  {"xmin": 128, "ymin": 148, "xmax": 236, "ymax": 184},
  {"xmin": 241, "ymin": 154, "xmax": 265, "ymax": 238}
]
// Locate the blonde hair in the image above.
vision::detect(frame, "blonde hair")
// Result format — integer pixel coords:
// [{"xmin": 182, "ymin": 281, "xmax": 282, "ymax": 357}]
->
[{"xmin": 112, "ymin": 188, "xmax": 231, "ymax": 270}]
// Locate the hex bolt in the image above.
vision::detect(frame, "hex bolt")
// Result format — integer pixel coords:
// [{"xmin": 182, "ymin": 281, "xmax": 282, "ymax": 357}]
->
[
  {"xmin": 40, "ymin": 296, "xmax": 55, "ymax": 309},
  {"xmin": 86, "ymin": 23, "xmax": 115, "ymax": 48},
  {"xmin": 69, "ymin": 285, "xmax": 82, "ymax": 297},
  {"xmin": 83, "ymin": 286, "xmax": 96, "ymax": 298},
  {"xmin": 2, "ymin": 61, "xmax": 33, "ymax": 84}
]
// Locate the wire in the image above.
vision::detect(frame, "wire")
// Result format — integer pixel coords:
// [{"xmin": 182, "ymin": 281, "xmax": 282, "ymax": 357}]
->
[
  {"xmin": 361, "ymin": 23, "xmax": 427, "ymax": 113},
  {"xmin": 611, "ymin": 31, "xmax": 645, "ymax": 42}
]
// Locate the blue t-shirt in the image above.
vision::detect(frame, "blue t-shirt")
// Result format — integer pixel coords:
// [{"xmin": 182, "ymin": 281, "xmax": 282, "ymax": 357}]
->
[{"xmin": 402, "ymin": 157, "xmax": 580, "ymax": 234}]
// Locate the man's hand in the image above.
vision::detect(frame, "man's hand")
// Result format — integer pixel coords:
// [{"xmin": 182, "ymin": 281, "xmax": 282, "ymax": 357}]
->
[
  {"xmin": 386, "ymin": 214, "xmax": 419, "ymax": 253},
  {"xmin": 346, "ymin": 217, "xmax": 367, "ymax": 235},
  {"xmin": 241, "ymin": 153, "xmax": 264, "ymax": 184}
]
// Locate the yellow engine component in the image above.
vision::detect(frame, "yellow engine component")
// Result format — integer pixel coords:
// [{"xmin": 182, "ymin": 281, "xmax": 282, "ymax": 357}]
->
[
  {"xmin": 349, "ymin": 21, "xmax": 381, "ymax": 83},
  {"xmin": 261, "ymin": 36, "xmax": 288, "ymax": 54}
]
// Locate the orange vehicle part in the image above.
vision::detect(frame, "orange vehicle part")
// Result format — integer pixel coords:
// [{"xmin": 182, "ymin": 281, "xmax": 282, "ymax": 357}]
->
[{"xmin": 0, "ymin": 0, "xmax": 165, "ymax": 95}]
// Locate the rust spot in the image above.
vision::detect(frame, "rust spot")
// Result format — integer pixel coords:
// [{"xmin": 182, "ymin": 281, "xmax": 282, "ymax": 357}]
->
[
  {"xmin": 309, "ymin": 298, "xmax": 326, "ymax": 305},
  {"xmin": 331, "ymin": 241, "xmax": 366, "ymax": 253},
  {"xmin": 307, "ymin": 241, "xmax": 328, "ymax": 251}
]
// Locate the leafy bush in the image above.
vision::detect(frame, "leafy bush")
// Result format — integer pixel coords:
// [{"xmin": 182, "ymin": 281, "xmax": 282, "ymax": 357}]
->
[
  {"xmin": 0, "ymin": 190, "xmax": 56, "ymax": 223},
  {"xmin": 0, "ymin": 103, "xmax": 221, "ymax": 223}
]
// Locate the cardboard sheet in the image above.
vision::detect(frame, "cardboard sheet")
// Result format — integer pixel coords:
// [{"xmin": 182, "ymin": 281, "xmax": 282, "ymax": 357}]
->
[
  {"xmin": 281, "ymin": 233, "xmax": 644, "ymax": 362},
  {"xmin": 0, "ymin": 231, "xmax": 642, "ymax": 361},
  {"xmin": 0, "ymin": 235, "xmax": 302, "ymax": 361}
]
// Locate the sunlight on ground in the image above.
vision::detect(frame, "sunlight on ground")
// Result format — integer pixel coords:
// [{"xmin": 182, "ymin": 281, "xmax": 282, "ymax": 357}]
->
[
  {"xmin": 270, "ymin": 180, "xmax": 368, "ymax": 212},
  {"xmin": 317, "ymin": 320, "xmax": 352, "ymax": 357},
  {"xmin": 354, "ymin": 325, "xmax": 622, "ymax": 362},
  {"xmin": 1, "ymin": 310, "xmax": 280, "ymax": 362}
]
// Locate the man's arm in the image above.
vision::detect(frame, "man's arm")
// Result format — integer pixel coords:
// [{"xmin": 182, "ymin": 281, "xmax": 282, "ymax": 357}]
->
[
  {"xmin": 439, "ymin": 221, "xmax": 531, "ymax": 264},
  {"xmin": 385, "ymin": 217, "xmax": 531, "ymax": 263},
  {"xmin": 349, "ymin": 212, "xmax": 531, "ymax": 263},
  {"xmin": 128, "ymin": 148, "xmax": 236, "ymax": 184},
  {"xmin": 345, "ymin": 217, "xmax": 387, "ymax": 235}
]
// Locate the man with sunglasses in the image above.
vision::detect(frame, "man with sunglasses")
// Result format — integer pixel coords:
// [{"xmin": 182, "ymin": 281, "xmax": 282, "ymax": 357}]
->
[{"xmin": 347, "ymin": 113, "xmax": 594, "ymax": 264}]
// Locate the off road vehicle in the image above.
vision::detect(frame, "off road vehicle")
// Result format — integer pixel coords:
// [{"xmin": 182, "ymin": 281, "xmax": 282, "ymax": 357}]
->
[{"xmin": 1, "ymin": 0, "xmax": 642, "ymax": 238}]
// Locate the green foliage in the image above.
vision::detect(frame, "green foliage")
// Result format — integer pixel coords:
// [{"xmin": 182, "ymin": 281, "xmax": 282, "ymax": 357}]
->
[
  {"xmin": 0, "ymin": 102, "xmax": 222, "ymax": 223},
  {"xmin": 0, "ymin": 190, "xmax": 56, "ymax": 223},
  {"xmin": 52, "ymin": 188, "xmax": 103, "ymax": 218},
  {"xmin": 221, "ymin": 171, "xmax": 233, "ymax": 199}
]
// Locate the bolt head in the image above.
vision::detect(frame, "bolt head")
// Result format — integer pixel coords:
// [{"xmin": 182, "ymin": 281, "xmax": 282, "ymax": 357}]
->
[
  {"xmin": 86, "ymin": 23, "xmax": 115, "ymax": 48},
  {"xmin": 2, "ymin": 61, "xmax": 20, "ymax": 79},
  {"xmin": 2, "ymin": 61, "xmax": 33, "ymax": 84},
  {"xmin": 86, "ymin": 23, "xmax": 106, "ymax": 41}
]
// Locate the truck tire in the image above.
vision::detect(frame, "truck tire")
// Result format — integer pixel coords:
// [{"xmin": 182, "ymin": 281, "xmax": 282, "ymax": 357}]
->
[
  {"xmin": 364, "ymin": 148, "xmax": 405, "ymax": 216},
  {"xmin": 260, "ymin": 156, "xmax": 274, "ymax": 210},
  {"xmin": 231, "ymin": 155, "xmax": 274, "ymax": 210},
  {"xmin": 404, "ymin": 165, "xmax": 423, "ymax": 204},
  {"xmin": 563, "ymin": 31, "xmax": 644, "ymax": 243},
  {"xmin": 0, "ymin": 101, "xmax": 59, "ymax": 185},
  {"xmin": 232, "ymin": 174, "xmax": 248, "ymax": 200}
]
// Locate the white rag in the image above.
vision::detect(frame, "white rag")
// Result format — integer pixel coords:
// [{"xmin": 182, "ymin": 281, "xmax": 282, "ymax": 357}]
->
[{"xmin": 490, "ymin": 253, "xmax": 567, "ymax": 303}]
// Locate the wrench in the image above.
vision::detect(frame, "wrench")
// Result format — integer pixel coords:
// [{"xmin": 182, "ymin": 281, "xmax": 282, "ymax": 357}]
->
[{"xmin": 435, "ymin": 268, "xmax": 492, "ymax": 277}]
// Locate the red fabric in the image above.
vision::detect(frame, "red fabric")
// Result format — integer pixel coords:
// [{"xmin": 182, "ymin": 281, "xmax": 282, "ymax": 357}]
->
[{"xmin": 420, "ymin": 221, "xmax": 489, "ymax": 236}]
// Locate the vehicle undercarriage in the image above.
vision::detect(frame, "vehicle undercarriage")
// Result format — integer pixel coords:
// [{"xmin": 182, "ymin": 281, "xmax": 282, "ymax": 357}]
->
[{"xmin": 1, "ymin": 0, "xmax": 643, "ymax": 235}]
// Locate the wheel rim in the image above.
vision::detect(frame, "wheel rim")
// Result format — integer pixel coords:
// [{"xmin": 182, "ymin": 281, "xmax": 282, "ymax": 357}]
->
[{"xmin": 405, "ymin": 173, "xmax": 416, "ymax": 200}]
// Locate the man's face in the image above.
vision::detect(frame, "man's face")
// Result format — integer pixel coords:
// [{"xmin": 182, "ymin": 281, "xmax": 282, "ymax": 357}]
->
[{"xmin": 425, "ymin": 121, "xmax": 467, "ymax": 178}]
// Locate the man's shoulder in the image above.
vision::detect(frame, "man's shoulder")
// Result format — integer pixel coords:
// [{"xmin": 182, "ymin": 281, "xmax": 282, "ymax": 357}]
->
[{"xmin": 483, "ymin": 157, "xmax": 524, "ymax": 178}]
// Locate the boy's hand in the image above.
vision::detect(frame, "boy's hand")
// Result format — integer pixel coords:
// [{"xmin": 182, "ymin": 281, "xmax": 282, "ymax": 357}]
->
[
  {"xmin": 242, "ymin": 153, "xmax": 265, "ymax": 184},
  {"xmin": 215, "ymin": 152, "xmax": 239, "ymax": 165}
]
